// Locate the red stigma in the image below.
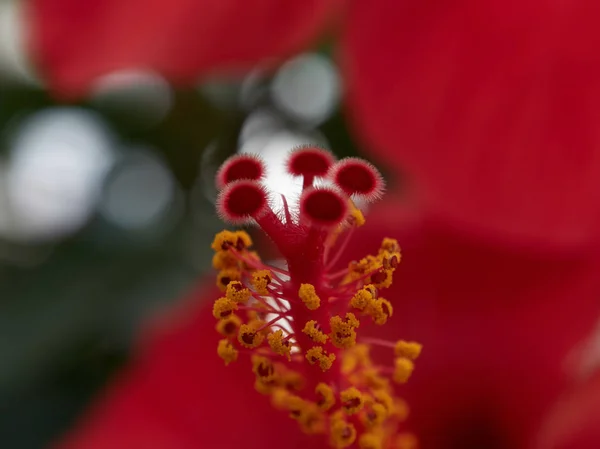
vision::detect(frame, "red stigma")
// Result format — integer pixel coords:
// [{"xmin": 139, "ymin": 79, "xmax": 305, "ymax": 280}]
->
[
  {"xmin": 217, "ymin": 180, "xmax": 268, "ymax": 223},
  {"xmin": 330, "ymin": 158, "xmax": 385, "ymax": 201},
  {"xmin": 216, "ymin": 154, "xmax": 265, "ymax": 189},
  {"xmin": 300, "ymin": 187, "xmax": 349, "ymax": 228},
  {"xmin": 287, "ymin": 146, "xmax": 336, "ymax": 178}
]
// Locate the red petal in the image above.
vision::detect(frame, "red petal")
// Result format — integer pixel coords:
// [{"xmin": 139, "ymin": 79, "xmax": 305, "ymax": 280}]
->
[
  {"xmin": 56, "ymin": 285, "xmax": 321, "ymax": 449},
  {"xmin": 343, "ymin": 0, "xmax": 600, "ymax": 250},
  {"xmin": 536, "ymin": 373, "xmax": 600, "ymax": 449},
  {"xmin": 28, "ymin": 0, "xmax": 340, "ymax": 97}
]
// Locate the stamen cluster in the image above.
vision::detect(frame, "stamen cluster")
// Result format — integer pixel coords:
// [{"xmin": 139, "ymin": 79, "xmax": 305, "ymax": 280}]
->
[{"xmin": 211, "ymin": 146, "xmax": 421, "ymax": 449}]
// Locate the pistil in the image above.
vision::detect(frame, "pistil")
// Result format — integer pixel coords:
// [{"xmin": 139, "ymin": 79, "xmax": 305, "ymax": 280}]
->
[{"xmin": 211, "ymin": 146, "xmax": 421, "ymax": 449}]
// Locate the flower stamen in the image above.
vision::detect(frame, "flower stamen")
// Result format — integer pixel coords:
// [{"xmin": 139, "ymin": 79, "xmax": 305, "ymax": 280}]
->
[{"xmin": 210, "ymin": 148, "xmax": 421, "ymax": 448}]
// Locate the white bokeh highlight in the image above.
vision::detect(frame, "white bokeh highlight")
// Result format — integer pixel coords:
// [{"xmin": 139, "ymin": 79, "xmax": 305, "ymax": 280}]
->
[
  {"xmin": 237, "ymin": 106, "xmax": 331, "ymax": 219},
  {"xmin": 4, "ymin": 108, "xmax": 115, "ymax": 241},
  {"xmin": 240, "ymin": 130, "xmax": 329, "ymax": 214},
  {"xmin": 271, "ymin": 53, "xmax": 341, "ymax": 126},
  {"xmin": 100, "ymin": 149, "xmax": 179, "ymax": 232}
]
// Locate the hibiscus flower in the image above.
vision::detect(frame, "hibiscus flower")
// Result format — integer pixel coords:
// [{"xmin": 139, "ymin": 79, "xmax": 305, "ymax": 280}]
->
[
  {"xmin": 27, "ymin": 0, "xmax": 600, "ymax": 250},
  {"xmin": 25, "ymin": 1, "xmax": 600, "ymax": 447},
  {"xmin": 56, "ymin": 149, "xmax": 600, "ymax": 449}
]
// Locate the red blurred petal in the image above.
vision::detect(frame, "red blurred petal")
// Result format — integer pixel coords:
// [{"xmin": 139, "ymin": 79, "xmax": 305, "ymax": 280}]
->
[
  {"xmin": 28, "ymin": 0, "xmax": 340, "ymax": 97},
  {"xmin": 343, "ymin": 0, "xmax": 600, "ymax": 250},
  {"xmin": 56, "ymin": 286, "xmax": 321, "ymax": 449},
  {"xmin": 536, "ymin": 373, "xmax": 600, "ymax": 449}
]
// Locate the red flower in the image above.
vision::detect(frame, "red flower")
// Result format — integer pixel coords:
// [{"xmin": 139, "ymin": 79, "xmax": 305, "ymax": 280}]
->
[
  {"xmin": 26, "ymin": 2, "xmax": 600, "ymax": 447},
  {"xmin": 56, "ymin": 151, "xmax": 600, "ymax": 449},
  {"xmin": 27, "ymin": 0, "xmax": 600, "ymax": 250}
]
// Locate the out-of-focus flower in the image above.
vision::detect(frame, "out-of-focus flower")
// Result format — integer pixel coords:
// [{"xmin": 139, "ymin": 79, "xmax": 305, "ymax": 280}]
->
[
  {"xmin": 57, "ymin": 150, "xmax": 600, "ymax": 449},
  {"xmin": 27, "ymin": 0, "xmax": 341, "ymax": 97},
  {"xmin": 27, "ymin": 0, "xmax": 600, "ymax": 251}
]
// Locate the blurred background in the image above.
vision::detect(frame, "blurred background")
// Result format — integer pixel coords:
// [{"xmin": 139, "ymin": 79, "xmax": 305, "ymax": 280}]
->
[{"xmin": 0, "ymin": 3, "xmax": 363, "ymax": 446}]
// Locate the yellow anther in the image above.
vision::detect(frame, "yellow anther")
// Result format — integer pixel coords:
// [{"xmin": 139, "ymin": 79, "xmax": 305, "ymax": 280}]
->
[
  {"xmin": 251, "ymin": 269, "xmax": 272, "ymax": 295},
  {"xmin": 216, "ymin": 268, "xmax": 242, "ymax": 291},
  {"xmin": 361, "ymin": 402, "xmax": 388, "ymax": 428},
  {"xmin": 271, "ymin": 388, "xmax": 292, "ymax": 409},
  {"xmin": 330, "ymin": 330, "xmax": 357, "ymax": 349},
  {"xmin": 212, "ymin": 297, "xmax": 238, "ymax": 320},
  {"xmin": 393, "ymin": 357, "xmax": 415, "ymax": 384},
  {"xmin": 305, "ymin": 346, "xmax": 336, "ymax": 371},
  {"xmin": 315, "ymin": 383, "xmax": 335, "ymax": 410},
  {"xmin": 252, "ymin": 355, "xmax": 277, "ymax": 383},
  {"xmin": 394, "ymin": 340, "xmax": 422, "ymax": 360},
  {"xmin": 234, "ymin": 230, "xmax": 253, "ymax": 249},
  {"xmin": 381, "ymin": 250, "xmax": 401, "ymax": 270},
  {"xmin": 350, "ymin": 287, "xmax": 375, "ymax": 311},
  {"xmin": 341, "ymin": 344, "xmax": 372, "ymax": 375},
  {"xmin": 298, "ymin": 283, "xmax": 321, "ymax": 310},
  {"xmin": 358, "ymin": 433, "xmax": 383, "ymax": 449},
  {"xmin": 349, "ymin": 255, "xmax": 379, "ymax": 277},
  {"xmin": 255, "ymin": 378, "xmax": 277, "ymax": 395},
  {"xmin": 279, "ymin": 394, "xmax": 324, "ymax": 434},
  {"xmin": 215, "ymin": 314, "xmax": 242, "ymax": 337},
  {"xmin": 281, "ymin": 369, "xmax": 304, "ymax": 391},
  {"xmin": 238, "ymin": 322, "xmax": 265, "ymax": 348},
  {"xmin": 298, "ymin": 403, "xmax": 326, "ymax": 435},
  {"xmin": 353, "ymin": 344, "xmax": 372, "ymax": 364},
  {"xmin": 330, "ymin": 313, "xmax": 360, "ymax": 349},
  {"xmin": 364, "ymin": 284, "xmax": 379, "ymax": 297},
  {"xmin": 286, "ymin": 395, "xmax": 309, "ymax": 419},
  {"xmin": 212, "ymin": 230, "xmax": 253, "ymax": 252},
  {"xmin": 302, "ymin": 320, "xmax": 328, "ymax": 343},
  {"xmin": 372, "ymin": 390, "xmax": 394, "ymax": 413},
  {"xmin": 377, "ymin": 298, "xmax": 393, "ymax": 322},
  {"xmin": 380, "ymin": 237, "xmax": 400, "ymax": 254},
  {"xmin": 395, "ymin": 433, "xmax": 418, "ymax": 449},
  {"xmin": 362, "ymin": 368, "xmax": 390, "ymax": 390},
  {"xmin": 348, "ymin": 312, "xmax": 361, "ymax": 327},
  {"xmin": 348, "ymin": 203, "xmax": 366, "ymax": 227},
  {"xmin": 366, "ymin": 298, "xmax": 393, "ymax": 325},
  {"xmin": 225, "ymin": 281, "xmax": 251, "ymax": 303},
  {"xmin": 267, "ymin": 330, "xmax": 292, "ymax": 360},
  {"xmin": 340, "ymin": 386, "xmax": 364, "ymax": 414},
  {"xmin": 341, "ymin": 353, "xmax": 357, "ymax": 375},
  {"xmin": 212, "ymin": 250, "xmax": 238, "ymax": 270},
  {"xmin": 216, "ymin": 339, "xmax": 238, "ymax": 365},
  {"xmin": 211, "ymin": 230, "xmax": 238, "ymax": 251},
  {"xmin": 330, "ymin": 416, "xmax": 357, "ymax": 449},
  {"xmin": 247, "ymin": 317, "xmax": 269, "ymax": 336},
  {"xmin": 370, "ymin": 268, "xmax": 394, "ymax": 289}
]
